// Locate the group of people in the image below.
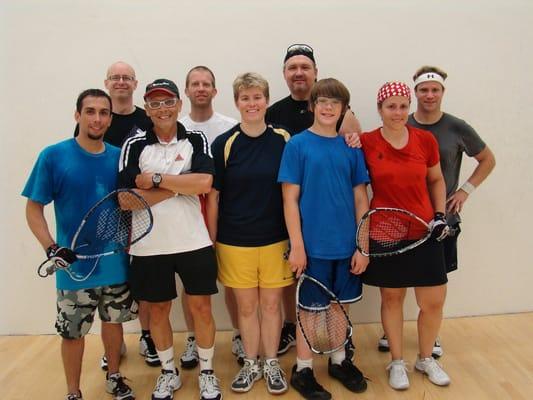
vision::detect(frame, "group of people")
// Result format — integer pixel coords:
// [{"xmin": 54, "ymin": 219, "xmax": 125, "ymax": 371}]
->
[{"xmin": 22, "ymin": 43, "xmax": 495, "ymax": 400}]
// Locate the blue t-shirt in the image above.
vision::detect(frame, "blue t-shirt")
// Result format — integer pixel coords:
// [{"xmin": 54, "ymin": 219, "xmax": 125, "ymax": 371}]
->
[
  {"xmin": 22, "ymin": 139, "xmax": 128, "ymax": 290},
  {"xmin": 278, "ymin": 130, "xmax": 369, "ymax": 259}
]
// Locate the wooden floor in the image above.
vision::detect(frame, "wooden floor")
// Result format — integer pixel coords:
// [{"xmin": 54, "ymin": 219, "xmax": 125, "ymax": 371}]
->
[{"xmin": 1, "ymin": 313, "xmax": 532, "ymax": 399}]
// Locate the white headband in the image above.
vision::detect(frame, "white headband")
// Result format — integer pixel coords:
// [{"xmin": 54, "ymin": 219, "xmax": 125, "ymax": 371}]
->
[{"xmin": 414, "ymin": 72, "xmax": 445, "ymax": 88}]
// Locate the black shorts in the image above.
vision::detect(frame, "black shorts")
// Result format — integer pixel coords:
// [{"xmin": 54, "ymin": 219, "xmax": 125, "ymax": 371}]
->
[
  {"xmin": 362, "ymin": 239, "xmax": 447, "ymax": 288},
  {"xmin": 129, "ymin": 246, "xmax": 218, "ymax": 302},
  {"xmin": 443, "ymin": 223, "xmax": 461, "ymax": 273}
]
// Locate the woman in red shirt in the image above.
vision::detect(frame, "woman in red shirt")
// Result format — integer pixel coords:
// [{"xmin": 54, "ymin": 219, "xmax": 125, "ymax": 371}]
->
[{"xmin": 360, "ymin": 82, "xmax": 451, "ymax": 391}]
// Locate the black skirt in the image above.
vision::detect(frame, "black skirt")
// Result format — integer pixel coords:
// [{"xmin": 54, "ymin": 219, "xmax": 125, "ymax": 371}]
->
[{"xmin": 362, "ymin": 239, "xmax": 447, "ymax": 288}]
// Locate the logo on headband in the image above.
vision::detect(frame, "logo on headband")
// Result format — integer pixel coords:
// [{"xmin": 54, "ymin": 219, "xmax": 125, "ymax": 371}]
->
[{"xmin": 413, "ymin": 72, "xmax": 445, "ymax": 88}]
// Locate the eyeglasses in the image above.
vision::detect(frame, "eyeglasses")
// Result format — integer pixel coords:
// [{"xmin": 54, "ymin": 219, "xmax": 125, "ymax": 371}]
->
[
  {"xmin": 146, "ymin": 97, "xmax": 179, "ymax": 109},
  {"xmin": 286, "ymin": 44, "xmax": 314, "ymax": 55},
  {"xmin": 315, "ymin": 97, "xmax": 342, "ymax": 107},
  {"xmin": 107, "ymin": 75, "xmax": 135, "ymax": 82}
]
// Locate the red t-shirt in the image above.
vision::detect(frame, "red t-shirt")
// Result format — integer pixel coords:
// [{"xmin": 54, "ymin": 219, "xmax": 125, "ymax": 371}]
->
[{"xmin": 361, "ymin": 125, "xmax": 439, "ymax": 223}]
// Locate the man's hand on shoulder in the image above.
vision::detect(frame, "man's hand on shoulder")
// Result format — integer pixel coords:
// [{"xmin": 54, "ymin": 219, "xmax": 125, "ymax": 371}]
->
[{"xmin": 343, "ymin": 132, "xmax": 362, "ymax": 148}]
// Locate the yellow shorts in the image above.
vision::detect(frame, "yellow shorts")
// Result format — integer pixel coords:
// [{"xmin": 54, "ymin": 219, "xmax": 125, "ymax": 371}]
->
[{"xmin": 216, "ymin": 240, "xmax": 294, "ymax": 289}]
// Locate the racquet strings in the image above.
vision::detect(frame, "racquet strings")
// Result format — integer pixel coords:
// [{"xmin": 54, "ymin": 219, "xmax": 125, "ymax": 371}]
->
[
  {"xmin": 74, "ymin": 191, "xmax": 151, "ymax": 256},
  {"xmin": 297, "ymin": 277, "xmax": 350, "ymax": 353},
  {"xmin": 358, "ymin": 209, "xmax": 428, "ymax": 255}
]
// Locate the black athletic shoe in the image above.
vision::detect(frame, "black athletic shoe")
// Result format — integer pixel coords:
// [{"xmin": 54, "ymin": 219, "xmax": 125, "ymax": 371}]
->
[
  {"xmin": 106, "ymin": 372, "xmax": 135, "ymax": 400},
  {"xmin": 378, "ymin": 334, "xmax": 390, "ymax": 352},
  {"xmin": 345, "ymin": 337, "xmax": 355, "ymax": 360},
  {"xmin": 140, "ymin": 334, "xmax": 161, "ymax": 367},
  {"xmin": 328, "ymin": 358, "xmax": 367, "ymax": 393},
  {"xmin": 290, "ymin": 365, "xmax": 331, "ymax": 400},
  {"xmin": 277, "ymin": 322, "xmax": 296, "ymax": 355}
]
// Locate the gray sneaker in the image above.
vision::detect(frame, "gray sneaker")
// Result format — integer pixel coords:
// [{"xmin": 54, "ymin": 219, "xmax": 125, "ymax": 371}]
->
[
  {"xmin": 231, "ymin": 359, "xmax": 262, "ymax": 393},
  {"xmin": 263, "ymin": 359, "xmax": 288, "ymax": 394},
  {"xmin": 106, "ymin": 373, "xmax": 135, "ymax": 400},
  {"xmin": 231, "ymin": 335, "xmax": 246, "ymax": 366},
  {"xmin": 180, "ymin": 336, "xmax": 199, "ymax": 369}
]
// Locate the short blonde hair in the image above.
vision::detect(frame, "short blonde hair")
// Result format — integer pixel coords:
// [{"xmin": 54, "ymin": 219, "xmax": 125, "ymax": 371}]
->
[{"xmin": 232, "ymin": 72, "xmax": 269, "ymax": 101}]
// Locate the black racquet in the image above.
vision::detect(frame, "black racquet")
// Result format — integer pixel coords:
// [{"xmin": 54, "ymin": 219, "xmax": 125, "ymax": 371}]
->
[
  {"xmin": 37, "ymin": 189, "xmax": 153, "ymax": 280},
  {"xmin": 296, "ymin": 274, "xmax": 353, "ymax": 355},
  {"xmin": 356, "ymin": 207, "xmax": 431, "ymax": 257}
]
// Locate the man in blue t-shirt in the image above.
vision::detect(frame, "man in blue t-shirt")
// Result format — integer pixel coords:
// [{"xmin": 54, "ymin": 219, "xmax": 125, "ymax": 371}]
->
[
  {"xmin": 278, "ymin": 79, "xmax": 370, "ymax": 399},
  {"xmin": 22, "ymin": 89, "xmax": 137, "ymax": 400}
]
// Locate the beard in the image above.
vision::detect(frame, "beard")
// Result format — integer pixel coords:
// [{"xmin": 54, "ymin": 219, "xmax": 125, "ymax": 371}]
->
[{"xmin": 87, "ymin": 132, "xmax": 105, "ymax": 141}]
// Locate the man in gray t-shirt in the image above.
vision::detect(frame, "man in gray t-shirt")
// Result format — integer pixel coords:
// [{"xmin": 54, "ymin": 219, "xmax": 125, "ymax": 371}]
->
[
  {"xmin": 408, "ymin": 66, "xmax": 496, "ymax": 235},
  {"xmin": 378, "ymin": 66, "xmax": 496, "ymax": 359}
]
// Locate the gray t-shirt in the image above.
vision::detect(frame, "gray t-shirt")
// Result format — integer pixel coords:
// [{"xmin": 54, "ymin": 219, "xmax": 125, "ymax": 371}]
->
[{"xmin": 408, "ymin": 112, "xmax": 486, "ymax": 223}]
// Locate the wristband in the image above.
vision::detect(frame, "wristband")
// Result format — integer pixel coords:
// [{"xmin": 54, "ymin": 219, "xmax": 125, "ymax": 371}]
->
[
  {"xmin": 46, "ymin": 243, "xmax": 59, "ymax": 258},
  {"xmin": 434, "ymin": 212, "xmax": 446, "ymax": 222},
  {"xmin": 460, "ymin": 181, "xmax": 476, "ymax": 195}
]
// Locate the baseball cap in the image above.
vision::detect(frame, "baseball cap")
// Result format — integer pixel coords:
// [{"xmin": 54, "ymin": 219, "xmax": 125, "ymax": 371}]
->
[{"xmin": 144, "ymin": 78, "xmax": 180, "ymax": 99}]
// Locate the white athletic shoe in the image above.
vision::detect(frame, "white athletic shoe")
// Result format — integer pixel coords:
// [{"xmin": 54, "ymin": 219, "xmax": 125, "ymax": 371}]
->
[
  {"xmin": 199, "ymin": 370, "xmax": 222, "ymax": 400},
  {"xmin": 152, "ymin": 369, "xmax": 182, "ymax": 400},
  {"xmin": 386, "ymin": 360, "xmax": 410, "ymax": 390},
  {"xmin": 415, "ymin": 356, "xmax": 451, "ymax": 386}
]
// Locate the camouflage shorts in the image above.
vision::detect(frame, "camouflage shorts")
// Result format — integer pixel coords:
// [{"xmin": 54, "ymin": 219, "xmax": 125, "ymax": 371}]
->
[{"xmin": 55, "ymin": 283, "xmax": 138, "ymax": 339}]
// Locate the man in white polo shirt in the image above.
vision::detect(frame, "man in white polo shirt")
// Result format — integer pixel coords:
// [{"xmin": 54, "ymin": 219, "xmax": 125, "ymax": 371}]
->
[
  {"xmin": 119, "ymin": 78, "xmax": 222, "ymax": 400},
  {"xmin": 178, "ymin": 65, "xmax": 245, "ymax": 370}
]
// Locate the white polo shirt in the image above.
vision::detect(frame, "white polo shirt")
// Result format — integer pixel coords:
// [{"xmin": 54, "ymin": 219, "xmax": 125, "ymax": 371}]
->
[
  {"xmin": 180, "ymin": 112, "xmax": 237, "ymax": 145},
  {"xmin": 119, "ymin": 123, "xmax": 214, "ymax": 256}
]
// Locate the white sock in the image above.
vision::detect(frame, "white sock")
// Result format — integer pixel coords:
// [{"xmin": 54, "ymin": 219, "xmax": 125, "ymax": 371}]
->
[
  {"xmin": 330, "ymin": 349, "xmax": 346, "ymax": 365},
  {"xmin": 233, "ymin": 329, "xmax": 240, "ymax": 338},
  {"xmin": 296, "ymin": 357, "xmax": 313, "ymax": 372},
  {"xmin": 264, "ymin": 357, "xmax": 279, "ymax": 366},
  {"xmin": 198, "ymin": 345, "xmax": 214, "ymax": 372},
  {"xmin": 157, "ymin": 346, "xmax": 175, "ymax": 372},
  {"xmin": 244, "ymin": 357, "xmax": 257, "ymax": 365}
]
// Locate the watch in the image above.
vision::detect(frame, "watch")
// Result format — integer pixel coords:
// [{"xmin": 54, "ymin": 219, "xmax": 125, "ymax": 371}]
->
[{"xmin": 152, "ymin": 173, "xmax": 162, "ymax": 188}]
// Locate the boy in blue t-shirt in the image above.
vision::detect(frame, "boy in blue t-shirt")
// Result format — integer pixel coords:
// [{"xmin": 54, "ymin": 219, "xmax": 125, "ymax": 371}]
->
[
  {"xmin": 278, "ymin": 78, "xmax": 370, "ymax": 399},
  {"xmin": 22, "ymin": 89, "xmax": 136, "ymax": 400}
]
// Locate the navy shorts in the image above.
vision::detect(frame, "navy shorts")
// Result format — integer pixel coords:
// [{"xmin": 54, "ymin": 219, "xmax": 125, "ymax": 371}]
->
[
  {"xmin": 299, "ymin": 257, "xmax": 362, "ymax": 310},
  {"xmin": 129, "ymin": 246, "xmax": 218, "ymax": 302}
]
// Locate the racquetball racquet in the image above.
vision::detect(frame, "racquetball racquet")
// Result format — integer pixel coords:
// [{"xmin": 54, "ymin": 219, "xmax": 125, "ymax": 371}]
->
[
  {"xmin": 356, "ymin": 207, "xmax": 432, "ymax": 257},
  {"xmin": 296, "ymin": 273, "xmax": 353, "ymax": 355},
  {"xmin": 37, "ymin": 188, "xmax": 153, "ymax": 280}
]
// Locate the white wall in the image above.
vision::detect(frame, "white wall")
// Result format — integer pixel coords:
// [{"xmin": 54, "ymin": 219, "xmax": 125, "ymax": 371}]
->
[{"xmin": 1, "ymin": 0, "xmax": 532, "ymax": 334}]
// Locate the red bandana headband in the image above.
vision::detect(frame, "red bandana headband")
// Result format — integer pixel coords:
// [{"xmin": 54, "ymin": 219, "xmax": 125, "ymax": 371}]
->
[{"xmin": 377, "ymin": 81, "xmax": 411, "ymax": 104}]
